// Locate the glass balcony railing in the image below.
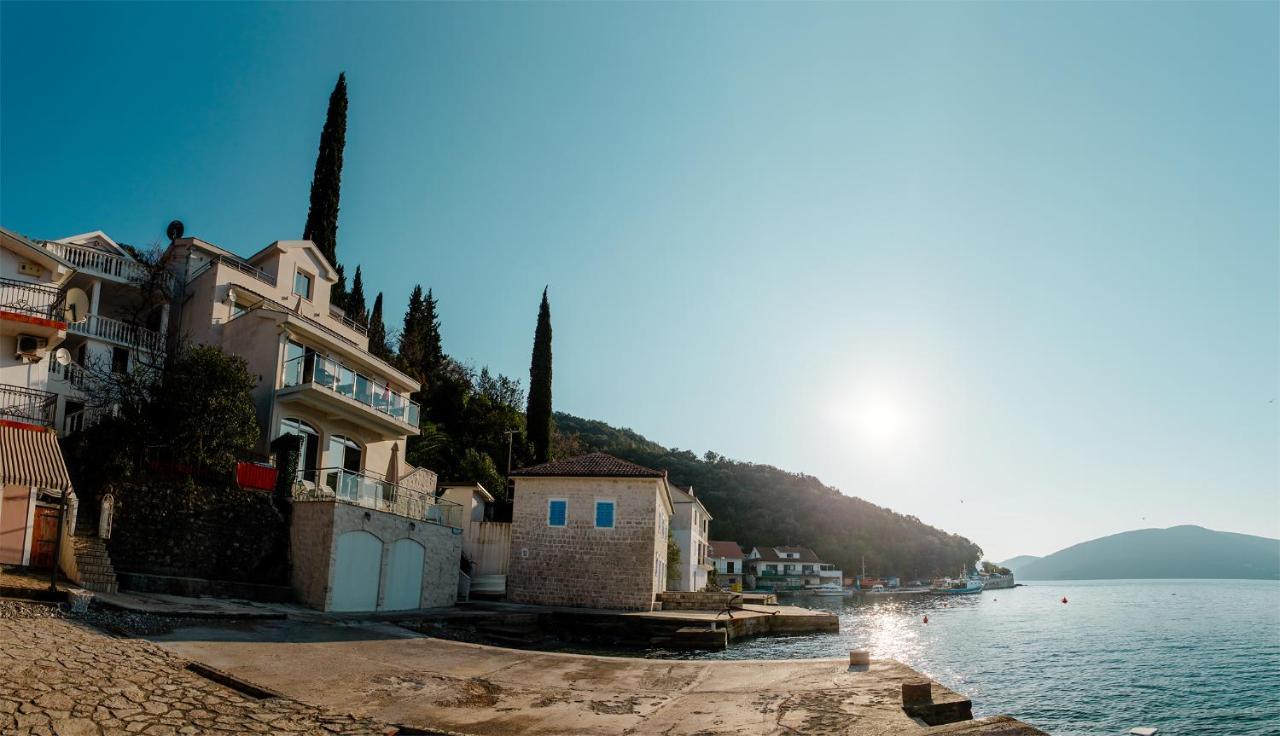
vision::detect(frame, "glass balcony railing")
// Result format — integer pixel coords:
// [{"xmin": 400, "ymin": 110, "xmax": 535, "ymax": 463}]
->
[
  {"xmin": 292, "ymin": 467, "xmax": 461, "ymax": 527},
  {"xmin": 282, "ymin": 354, "xmax": 420, "ymax": 428}
]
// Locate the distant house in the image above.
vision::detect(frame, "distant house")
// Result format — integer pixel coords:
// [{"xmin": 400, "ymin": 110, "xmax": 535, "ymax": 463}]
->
[
  {"xmin": 438, "ymin": 482, "xmax": 495, "ymax": 524},
  {"xmin": 708, "ymin": 540, "xmax": 746, "ymax": 591},
  {"xmin": 668, "ymin": 484, "xmax": 712, "ymax": 592},
  {"xmin": 747, "ymin": 546, "xmax": 842, "ymax": 591},
  {"xmin": 506, "ymin": 452, "xmax": 673, "ymax": 611}
]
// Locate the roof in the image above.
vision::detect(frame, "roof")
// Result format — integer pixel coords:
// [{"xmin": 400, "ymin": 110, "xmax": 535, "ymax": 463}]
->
[
  {"xmin": 709, "ymin": 540, "xmax": 745, "ymax": 560},
  {"xmin": 439, "ymin": 481, "xmax": 496, "ymax": 503},
  {"xmin": 0, "ymin": 226, "xmax": 75, "ymax": 273},
  {"xmin": 55, "ymin": 231, "xmax": 129, "ymax": 258},
  {"xmin": 751, "ymin": 546, "xmax": 822, "ymax": 563},
  {"xmin": 510, "ymin": 452, "xmax": 666, "ymax": 478},
  {"xmin": 0, "ymin": 423, "xmax": 73, "ymax": 491}
]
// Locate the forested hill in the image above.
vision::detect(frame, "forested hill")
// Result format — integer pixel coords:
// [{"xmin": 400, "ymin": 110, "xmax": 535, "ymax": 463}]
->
[{"xmin": 553, "ymin": 412, "xmax": 983, "ymax": 580}]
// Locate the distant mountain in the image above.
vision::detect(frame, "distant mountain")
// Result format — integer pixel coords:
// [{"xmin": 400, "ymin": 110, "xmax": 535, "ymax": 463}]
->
[
  {"xmin": 999, "ymin": 555, "xmax": 1041, "ymax": 574},
  {"xmin": 1017, "ymin": 525, "xmax": 1280, "ymax": 580},
  {"xmin": 552, "ymin": 412, "xmax": 983, "ymax": 579}
]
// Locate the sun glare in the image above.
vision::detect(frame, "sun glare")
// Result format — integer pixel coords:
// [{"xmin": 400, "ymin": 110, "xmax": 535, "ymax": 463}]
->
[{"xmin": 830, "ymin": 387, "xmax": 917, "ymax": 451}]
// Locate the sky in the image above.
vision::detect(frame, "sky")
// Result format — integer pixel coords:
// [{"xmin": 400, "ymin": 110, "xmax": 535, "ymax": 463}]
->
[{"xmin": 2, "ymin": 2, "xmax": 1276, "ymax": 562}]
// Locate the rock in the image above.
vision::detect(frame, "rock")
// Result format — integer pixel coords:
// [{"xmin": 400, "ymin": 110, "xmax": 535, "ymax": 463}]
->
[{"xmin": 51, "ymin": 716, "xmax": 100, "ymax": 736}]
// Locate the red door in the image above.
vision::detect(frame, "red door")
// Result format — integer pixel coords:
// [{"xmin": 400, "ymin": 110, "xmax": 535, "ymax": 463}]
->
[{"xmin": 29, "ymin": 506, "xmax": 59, "ymax": 569}]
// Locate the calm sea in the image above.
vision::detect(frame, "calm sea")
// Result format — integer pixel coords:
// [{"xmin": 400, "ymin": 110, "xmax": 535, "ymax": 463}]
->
[{"xmin": 672, "ymin": 580, "xmax": 1280, "ymax": 735}]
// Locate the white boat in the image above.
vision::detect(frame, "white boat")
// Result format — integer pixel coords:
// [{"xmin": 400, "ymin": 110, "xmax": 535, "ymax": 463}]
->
[{"xmin": 809, "ymin": 582, "xmax": 852, "ymax": 597}]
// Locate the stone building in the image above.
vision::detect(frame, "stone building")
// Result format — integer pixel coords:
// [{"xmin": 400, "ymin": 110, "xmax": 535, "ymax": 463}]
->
[{"xmin": 506, "ymin": 453, "xmax": 673, "ymax": 611}]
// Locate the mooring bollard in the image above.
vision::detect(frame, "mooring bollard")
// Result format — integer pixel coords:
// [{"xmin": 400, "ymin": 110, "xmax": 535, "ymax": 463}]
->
[
  {"xmin": 68, "ymin": 589, "xmax": 93, "ymax": 614},
  {"xmin": 849, "ymin": 650, "xmax": 870, "ymax": 666},
  {"xmin": 901, "ymin": 678, "xmax": 932, "ymax": 706}
]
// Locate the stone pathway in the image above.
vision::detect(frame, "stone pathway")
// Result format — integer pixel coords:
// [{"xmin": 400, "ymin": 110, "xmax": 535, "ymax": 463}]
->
[{"xmin": 0, "ymin": 601, "xmax": 393, "ymax": 736}]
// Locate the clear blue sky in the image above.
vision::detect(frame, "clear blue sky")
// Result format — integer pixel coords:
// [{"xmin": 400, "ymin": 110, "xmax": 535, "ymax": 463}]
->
[{"xmin": 3, "ymin": 2, "xmax": 1276, "ymax": 561}]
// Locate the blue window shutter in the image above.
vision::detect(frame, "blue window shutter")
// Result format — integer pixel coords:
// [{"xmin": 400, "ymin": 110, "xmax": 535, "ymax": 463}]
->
[
  {"xmin": 595, "ymin": 501, "xmax": 614, "ymax": 528},
  {"xmin": 549, "ymin": 500, "xmax": 566, "ymax": 526}
]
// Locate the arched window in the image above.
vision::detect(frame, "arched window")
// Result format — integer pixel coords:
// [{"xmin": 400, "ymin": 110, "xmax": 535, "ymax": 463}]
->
[{"xmin": 278, "ymin": 418, "xmax": 319, "ymax": 474}]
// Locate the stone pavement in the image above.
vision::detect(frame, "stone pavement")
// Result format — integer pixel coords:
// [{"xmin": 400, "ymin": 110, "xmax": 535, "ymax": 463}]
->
[{"xmin": 0, "ymin": 601, "xmax": 392, "ymax": 736}]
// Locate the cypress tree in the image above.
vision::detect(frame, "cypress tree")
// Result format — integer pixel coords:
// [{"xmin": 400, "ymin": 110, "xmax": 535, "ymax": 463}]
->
[
  {"xmin": 368, "ymin": 292, "xmax": 391, "ymax": 360},
  {"xmin": 303, "ymin": 73, "xmax": 349, "ymax": 308},
  {"xmin": 526, "ymin": 287, "xmax": 553, "ymax": 463},
  {"xmin": 348, "ymin": 266, "xmax": 368, "ymax": 325},
  {"xmin": 399, "ymin": 285, "xmax": 426, "ymax": 377},
  {"xmin": 422, "ymin": 288, "xmax": 443, "ymax": 379}
]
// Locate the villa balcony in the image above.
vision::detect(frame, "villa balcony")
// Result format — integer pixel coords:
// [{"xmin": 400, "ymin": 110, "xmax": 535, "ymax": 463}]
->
[
  {"xmin": 69, "ymin": 313, "xmax": 166, "ymax": 355},
  {"xmin": 0, "ymin": 384, "xmax": 57, "ymax": 428},
  {"xmin": 45, "ymin": 241, "xmax": 173, "ymax": 288},
  {"xmin": 292, "ymin": 467, "xmax": 462, "ymax": 528},
  {"xmin": 0, "ymin": 277, "xmax": 66, "ymax": 338},
  {"xmin": 278, "ymin": 354, "xmax": 420, "ymax": 435}
]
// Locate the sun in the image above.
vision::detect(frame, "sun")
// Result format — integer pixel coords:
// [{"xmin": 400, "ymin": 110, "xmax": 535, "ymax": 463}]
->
[{"xmin": 829, "ymin": 387, "xmax": 917, "ymax": 451}]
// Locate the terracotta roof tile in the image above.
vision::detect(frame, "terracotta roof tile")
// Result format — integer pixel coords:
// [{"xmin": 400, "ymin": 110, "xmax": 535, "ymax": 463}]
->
[
  {"xmin": 510, "ymin": 452, "xmax": 666, "ymax": 479},
  {"xmin": 708, "ymin": 540, "xmax": 745, "ymax": 560}
]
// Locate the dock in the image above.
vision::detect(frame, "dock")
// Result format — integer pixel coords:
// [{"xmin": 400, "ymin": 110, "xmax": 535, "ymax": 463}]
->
[{"xmin": 151, "ymin": 617, "xmax": 1049, "ymax": 735}]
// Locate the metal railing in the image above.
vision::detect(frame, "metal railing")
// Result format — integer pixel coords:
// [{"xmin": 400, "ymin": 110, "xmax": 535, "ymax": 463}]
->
[
  {"xmin": 189, "ymin": 253, "xmax": 275, "ymax": 288},
  {"xmin": 292, "ymin": 467, "xmax": 462, "ymax": 527},
  {"xmin": 44, "ymin": 241, "xmax": 168, "ymax": 286},
  {"xmin": 69, "ymin": 313, "xmax": 166, "ymax": 355},
  {"xmin": 0, "ymin": 384, "xmax": 57, "ymax": 427},
  {"xmin": 282, "ymin": 354, "xmax": 420, "ymax": 428},
  {"xmin": 0, "ymin": 277, "xmax": 66, "ymax": 322},
  {"xmin": 329, "ymin": 306, "xmax": 369, "ymax": 337}
]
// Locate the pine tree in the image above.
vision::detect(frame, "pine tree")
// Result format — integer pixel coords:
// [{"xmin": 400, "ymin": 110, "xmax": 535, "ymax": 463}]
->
[
  {"xmin": 303, "ymin": 73, "xmax": 349, "ymax": 308},
  {"xmin": 348, "ymin": 266, "xmax": 368, "ymax": 325},
  {"xmin": 368, "ymin": 292, "xmax": 391, "ymax": 360},
  {"xmin": 526, "ymin": 287, "xmax": 553, "ymax": 463},
  {"xmin": 398, "ymin": 285, "xmax": 426, "ymax": 377}
]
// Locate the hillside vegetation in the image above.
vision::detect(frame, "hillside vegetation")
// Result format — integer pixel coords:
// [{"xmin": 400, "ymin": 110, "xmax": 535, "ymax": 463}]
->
[
  {"xmin": 1016, "ymin": 525, "xmax": 1280, "ymax": 580},
  {"xmin": 553, "ymin": 413, "xmax": 983, "ymax": 580}
]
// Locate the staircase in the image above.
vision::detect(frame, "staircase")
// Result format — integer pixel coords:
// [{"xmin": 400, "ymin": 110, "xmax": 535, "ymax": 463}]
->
[{"xmin": 70, "ymin": 517, "xmax": 118, "ymax": 594}]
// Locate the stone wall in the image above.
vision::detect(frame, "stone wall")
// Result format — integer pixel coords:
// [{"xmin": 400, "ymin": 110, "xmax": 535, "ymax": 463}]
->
[
  {"xmin": 106, "ymin": 479, "xmax": 288, "ymax": 585},
  {"xmin": 507, "ymin": 476, "xmax": 666, "ymax": 611},
  {"xmin": 290, "ymin": 499, "xmax": 461, "ymax": 611}
]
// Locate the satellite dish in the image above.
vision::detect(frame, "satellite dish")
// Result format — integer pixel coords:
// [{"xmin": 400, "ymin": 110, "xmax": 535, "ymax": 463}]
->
[
  {"xmin": 53, "ymin": 348, "xmax": 71, "ymax": 366},
  {"xmin": 63, "ymin": 288, "xmax": 89, "ymax": 325},
  {"xmin": 166, "ymin": 220, "xmax": 185, "ymax": 242}
]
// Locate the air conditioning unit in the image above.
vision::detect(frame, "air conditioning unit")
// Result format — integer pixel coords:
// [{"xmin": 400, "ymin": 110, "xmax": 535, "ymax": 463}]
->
[{"xmin": 15, "ymin": 334, "xmax": 47, "ymax": 361}]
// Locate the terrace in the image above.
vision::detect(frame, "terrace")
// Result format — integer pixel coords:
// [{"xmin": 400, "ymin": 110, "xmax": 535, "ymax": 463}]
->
[{"xmin": 292, "ymin": 467, "xmax": 463, "ymax": 528}]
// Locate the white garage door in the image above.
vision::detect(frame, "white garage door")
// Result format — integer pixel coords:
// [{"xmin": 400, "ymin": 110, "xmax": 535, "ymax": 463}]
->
[
  {"xmin": 331, "ymin": 531, "xmax": 382, "ymax": 611},
  {"xmin": 382, "ymin": 538, "xmax": 425, "ymax": 611}
]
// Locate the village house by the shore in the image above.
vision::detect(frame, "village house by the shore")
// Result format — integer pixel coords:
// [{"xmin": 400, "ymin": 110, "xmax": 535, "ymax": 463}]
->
[
  {"xmin": 708, "ymin": 540, "xmax": 746, "ymax": 591},
  {"xmin": 747, "ymin": 545, "xmax": 843, "ymax": 592},
  {"xmin": 669, "ymin": 483, "xmax": 712, "ymax": 592},
  {"xmin": 506, "ymin": 452, "xmax": 673, "ymax": 611}
]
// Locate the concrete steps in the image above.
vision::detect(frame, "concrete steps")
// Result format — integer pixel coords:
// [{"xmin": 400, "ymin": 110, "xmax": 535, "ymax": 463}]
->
[{"xmin": 70, "ymin": 518, "xmax": 119, "ymax": 594}]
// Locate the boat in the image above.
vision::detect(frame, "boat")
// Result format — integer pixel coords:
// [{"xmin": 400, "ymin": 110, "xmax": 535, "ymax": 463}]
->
[
  {"xmin": 808, "ymin": 582, "xmax": 853, "ymax": 597},
  {"xmin": 930, "ymin": 578, "xmax": 983, "ymax": 595}
]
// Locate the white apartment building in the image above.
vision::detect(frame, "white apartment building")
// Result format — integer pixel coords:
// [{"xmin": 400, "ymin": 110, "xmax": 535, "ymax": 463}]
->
[{"xmin": 669, "ymin": 484, "xmax": 713, "ymax": 592}]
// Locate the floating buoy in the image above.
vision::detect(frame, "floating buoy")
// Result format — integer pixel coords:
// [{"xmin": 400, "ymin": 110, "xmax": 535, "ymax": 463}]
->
[
  {"xmin": 1061, "ymin": 596, "xmax": 1068, "ymax": 604},
  {"xmin": 922, "ymin": 615, "xmax": 929, "ymax": 624}
]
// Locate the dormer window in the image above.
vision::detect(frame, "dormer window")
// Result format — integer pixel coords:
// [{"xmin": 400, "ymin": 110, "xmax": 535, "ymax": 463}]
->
[{"xmin": 293, "ymin": 269, "xmax": 313, "ymax": 300}]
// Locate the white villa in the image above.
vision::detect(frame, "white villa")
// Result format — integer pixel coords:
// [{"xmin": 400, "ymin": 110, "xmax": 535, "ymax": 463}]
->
[
  {"xmin": 708, "ymin": 539, "xmax": 746, "ymax": 591},
  {"xmin": 746, "ymin": 546, "xmax": 843, "ymax": 591},
  {"xmin": 669, "ymin": 484, "xmax": 712, "ymax": 592}
]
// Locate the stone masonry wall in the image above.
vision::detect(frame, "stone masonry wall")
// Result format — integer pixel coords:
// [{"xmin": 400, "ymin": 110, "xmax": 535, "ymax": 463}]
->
[
  {"xmin": 507, "ymin": 477, "xmax": 665, "ymax": 611},
  {"xmin": 290, "ymin": 499, "xmax": 461, "ymax": 611}
]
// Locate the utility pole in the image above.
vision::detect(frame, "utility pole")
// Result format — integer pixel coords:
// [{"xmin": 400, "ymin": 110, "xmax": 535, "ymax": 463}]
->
[{"xmin": 504, "ymin": 429, "xmax": 518, "ymax": 475}]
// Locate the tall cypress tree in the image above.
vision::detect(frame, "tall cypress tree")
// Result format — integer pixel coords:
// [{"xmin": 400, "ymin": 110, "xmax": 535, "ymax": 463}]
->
[
  {"xmin": 422, "ymin": 288, "xmax": 443, "ymax": 379},
  {"xmin": 368, "ymin": 292, "xmax": 391, "ymax": 360},
  {"xmin": 303, "ymin": 73, "xmax": 349, "ymax": 308},
  {"xmin": 348, "ymin": 266, "xmax": 368, "ymax": 325},
  {"xmin": 526, "ymin": 287, "xmax": 553, "ymax": 463},
  {"xmin": 399, "ymin": 285, "xmax": 426, "ymax": 377}
]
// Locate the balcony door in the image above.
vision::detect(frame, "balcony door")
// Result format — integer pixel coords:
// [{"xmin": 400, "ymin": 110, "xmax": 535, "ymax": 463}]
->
[
  {"xmin": 279, "ymin": 418, "xmax": 319, "ymax": 477},
  {"xmin": 327, "ymin": 435, "xmax": 363, "ymax": 502}
]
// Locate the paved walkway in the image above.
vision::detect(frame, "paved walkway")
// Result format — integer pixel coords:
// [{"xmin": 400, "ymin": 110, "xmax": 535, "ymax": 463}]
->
[
  {"xmin": 0, "ymin": 602, "xmax": 390, "ymax": 736},
  {"xmin": 150, "ymin": 618, "xmax": 1047, "ymax": 736}
]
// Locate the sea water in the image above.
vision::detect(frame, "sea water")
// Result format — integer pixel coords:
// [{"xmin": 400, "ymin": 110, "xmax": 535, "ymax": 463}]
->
[{"xmin": 675, "ymin": 580, "xmax": 1280, "ymax": 735}]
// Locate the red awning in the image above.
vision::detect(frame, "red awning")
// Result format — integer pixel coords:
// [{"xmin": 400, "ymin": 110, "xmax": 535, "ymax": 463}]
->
[{"xmin": 0, "ymin": 423, "xmax": 73, "ymax": 491}]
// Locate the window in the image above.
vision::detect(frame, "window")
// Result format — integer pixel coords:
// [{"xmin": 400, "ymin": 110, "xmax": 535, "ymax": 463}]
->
[
  {"xmin": 231, "ymin": 300, "xmax": 249, "ymax": 319},
  {"xmin": 111, "ymin": 347, "xmax": 129, "ymax": 374},
  {"xmin": 293, "ymin": 269, "xmax": 313, "ymax": 300},
  {"xmin": 595, "ymin": 500, "xmax": 615, "ymax": 529},
  {"xmin": 547, "ymin": 499, "xmax": 567, "ymax": 527},
  {"xmin": 727, "ymin": 561, "xmax": 735, "ymax": 573},
  {"xmin": 279, "ymin": 418, "xmax": 319, "ymax": 473}
]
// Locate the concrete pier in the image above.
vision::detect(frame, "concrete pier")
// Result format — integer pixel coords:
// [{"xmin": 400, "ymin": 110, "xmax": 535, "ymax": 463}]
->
[{"xmin": 151, "ymin": 618, "xmax": 1049, "ymax": 735}]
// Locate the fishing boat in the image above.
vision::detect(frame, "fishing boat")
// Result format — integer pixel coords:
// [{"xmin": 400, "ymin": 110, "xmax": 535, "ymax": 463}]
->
[{"xmin": 929, "ymin": 578, "xmax": 983, "ymax": 595}]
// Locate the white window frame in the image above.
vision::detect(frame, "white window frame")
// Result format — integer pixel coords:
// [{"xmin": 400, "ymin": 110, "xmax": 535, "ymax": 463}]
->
[
  {"xmin": 547, "ymin": 498, "xmax": 568, "ymax": 527},
  {"xmin": 293, "ymin": 268, "xmax": 314, "ymax": 301},
  {"xmin": 594, "ymin": 498, "xmax": 616, "ymax": 529}
]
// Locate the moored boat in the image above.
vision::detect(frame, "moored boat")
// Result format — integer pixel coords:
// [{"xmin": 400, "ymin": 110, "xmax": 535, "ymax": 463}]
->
[{"xmin": 929, "ymin": 577, "xmax": 984, "ymax": 595}]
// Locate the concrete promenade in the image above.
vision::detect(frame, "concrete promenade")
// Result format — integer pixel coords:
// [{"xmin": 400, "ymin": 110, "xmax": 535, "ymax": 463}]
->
[{"xmin": 151, "ymin": 618, "xmax": 1048, "ymax": 736}]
